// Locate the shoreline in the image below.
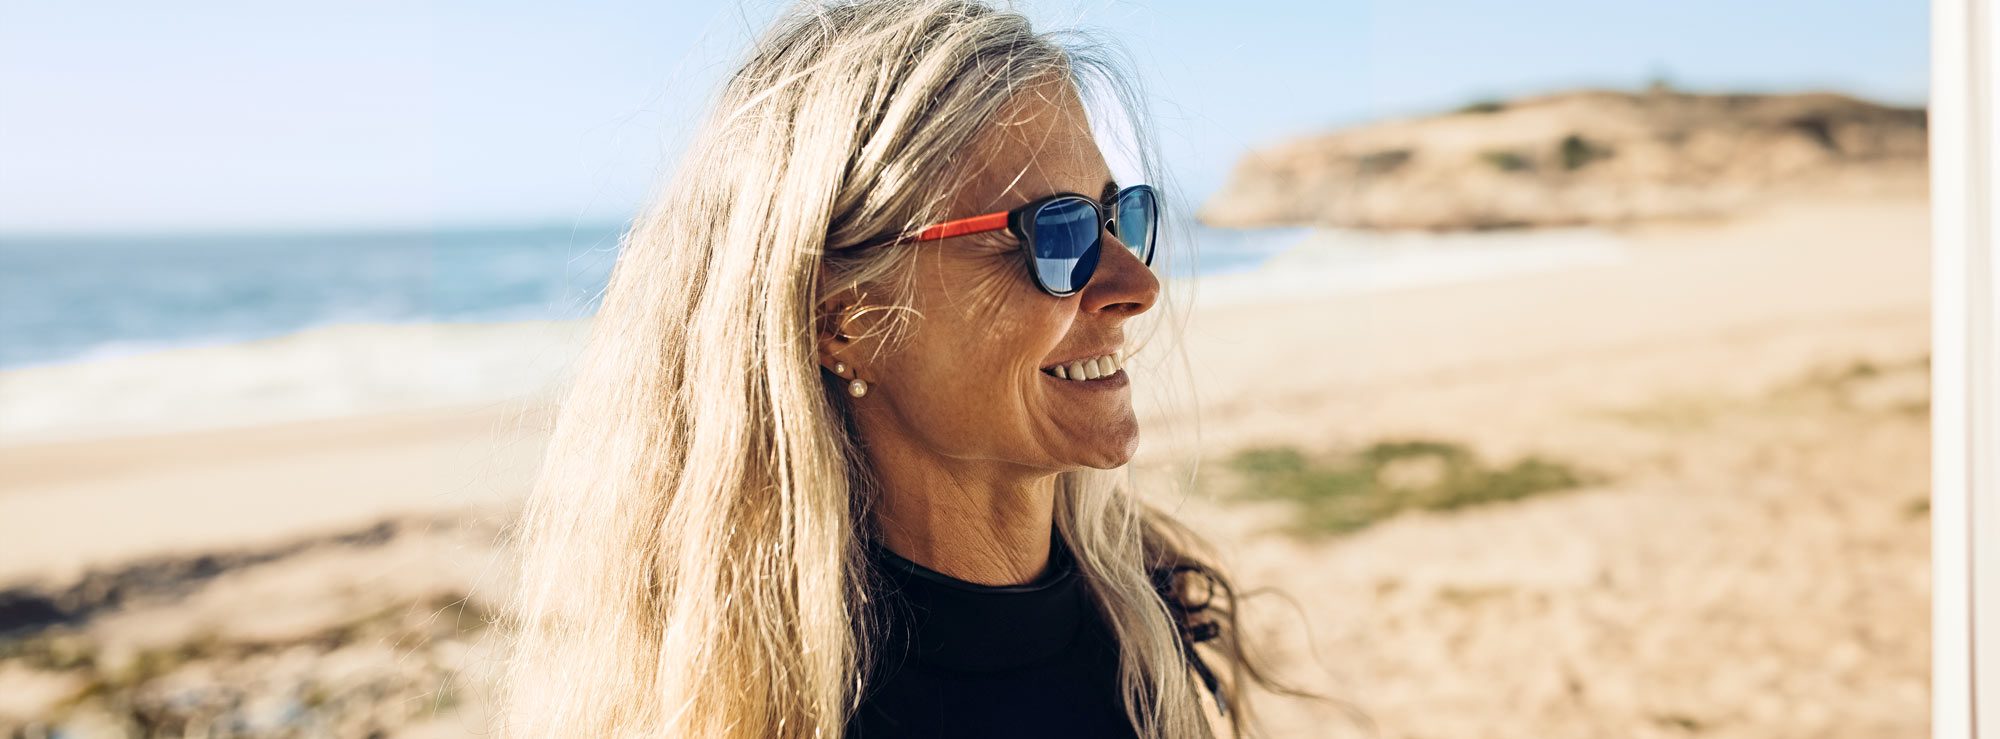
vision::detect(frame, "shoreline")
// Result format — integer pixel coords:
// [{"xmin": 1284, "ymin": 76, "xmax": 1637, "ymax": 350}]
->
[{"xmin": 1, "ymin": 219, "xmax": 1641, "ymax": 447}]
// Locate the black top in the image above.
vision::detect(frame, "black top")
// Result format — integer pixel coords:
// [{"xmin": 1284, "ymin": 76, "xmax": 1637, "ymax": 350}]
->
[{"xmin": 845, "ymin": 532, "xmax": 1143, "ymax": 738}]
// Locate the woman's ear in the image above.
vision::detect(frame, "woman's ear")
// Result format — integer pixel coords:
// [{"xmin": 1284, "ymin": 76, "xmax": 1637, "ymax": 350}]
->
[
  {"xmin": 815, "ymin": 288, "xmax": 860, "ymax": 371},
  {"xmin": 816, "ymin": 283, "xmax": 894, "ymax": 374}
]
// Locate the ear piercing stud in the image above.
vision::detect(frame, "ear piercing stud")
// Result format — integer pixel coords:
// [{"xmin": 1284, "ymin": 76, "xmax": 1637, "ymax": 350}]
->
[{"xmin": 831, "ymin": 361, "xmax": 868, "ymax": 397}]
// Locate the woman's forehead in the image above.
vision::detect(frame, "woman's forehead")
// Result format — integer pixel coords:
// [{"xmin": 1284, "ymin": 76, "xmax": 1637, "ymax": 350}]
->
[{"xmin": 952, "ymin": 79, "xmax": 1112, "ymax": 214}]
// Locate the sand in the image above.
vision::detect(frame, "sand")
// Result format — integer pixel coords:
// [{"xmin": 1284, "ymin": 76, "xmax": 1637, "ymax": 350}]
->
[
  {"xmin": 0, "ymin": 193, "xmax": 1930, "ymax": 737},
  {"xmin": 1151, "ymin": 195, "xmax": 1930, "ymax": 738}
]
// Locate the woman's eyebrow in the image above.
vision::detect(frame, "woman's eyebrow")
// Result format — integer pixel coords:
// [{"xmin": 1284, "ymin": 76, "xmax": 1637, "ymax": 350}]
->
[{"xmin": 1008, "ymin": 179, "xmax": 1118, "ymax": 209}]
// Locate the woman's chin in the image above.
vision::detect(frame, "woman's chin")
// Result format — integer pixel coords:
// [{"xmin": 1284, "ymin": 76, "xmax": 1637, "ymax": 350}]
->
[{"xmin": 1073, "ymin": 433, "xmax": 1141, "ymax": 470}]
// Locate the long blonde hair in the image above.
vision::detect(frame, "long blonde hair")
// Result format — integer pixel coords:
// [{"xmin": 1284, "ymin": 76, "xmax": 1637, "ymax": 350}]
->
[{"xmin": 500, "ymin": 1, "xmax": 1313, "ymax": 736}]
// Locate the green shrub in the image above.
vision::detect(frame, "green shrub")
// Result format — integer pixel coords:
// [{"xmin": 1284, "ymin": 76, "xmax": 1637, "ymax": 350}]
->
[
  {"xmin": 1356, "ymin": 148, "xmax": 1413, "ymax": 175},
  {"xmin": 1480, "ymin": 149, "xmax": 1533, "ymax": 172},
  {"xmin": 1224, "ymin": 439, "xmax": 1595, "ymax": 536},
  {"xmin": 1457, "ymin": 99, "xmax": 1507, "ymax": 114},
  {"xmin": 1558, "ymin": 134, "xmax": 1612, "ymax": 170}
]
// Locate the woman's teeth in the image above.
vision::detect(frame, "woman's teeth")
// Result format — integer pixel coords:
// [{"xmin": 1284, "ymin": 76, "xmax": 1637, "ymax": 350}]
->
[{"xmin": 1043, "ymin": 349, "xmax": 1125, "ymax": 381}]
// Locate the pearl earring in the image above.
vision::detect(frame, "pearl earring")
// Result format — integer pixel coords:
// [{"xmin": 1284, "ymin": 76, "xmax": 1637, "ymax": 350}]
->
[
  {"xmin": 833, "ymin": 361, "xmax": 848, "ymax": 376},
  {"xmin": 848, "ymin": 378, "xmax": 869, "ymax": 398}
]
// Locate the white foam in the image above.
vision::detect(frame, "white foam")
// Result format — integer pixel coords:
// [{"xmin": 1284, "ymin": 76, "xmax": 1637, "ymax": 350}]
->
[{"xmin": 0, "ymin": 320, "xmax": 590, "ymax": 444}]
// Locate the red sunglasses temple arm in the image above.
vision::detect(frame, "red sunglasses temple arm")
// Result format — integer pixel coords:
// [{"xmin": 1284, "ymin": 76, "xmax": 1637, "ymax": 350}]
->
[{"xmin": 914, "ymin": 210, "xmax": 1010, "ymax": 241}]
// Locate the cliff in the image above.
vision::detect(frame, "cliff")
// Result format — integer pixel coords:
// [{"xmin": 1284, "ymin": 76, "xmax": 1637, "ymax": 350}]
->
[{"xmin": 1198, "ymin": 88, "xmax": 1927, "ymax": 231}]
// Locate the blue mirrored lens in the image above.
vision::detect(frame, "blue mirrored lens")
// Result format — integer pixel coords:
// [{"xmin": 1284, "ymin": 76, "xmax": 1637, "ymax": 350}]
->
[
  {"xmin": 1030, "ymin": 198, "xmax": 1100, "ymax": 294},
  {"xmin": 1114, "ymin": 187, "xmax": 1157, "ymax": 266}
]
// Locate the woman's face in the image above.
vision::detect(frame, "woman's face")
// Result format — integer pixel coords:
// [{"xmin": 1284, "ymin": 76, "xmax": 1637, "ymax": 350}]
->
[{"xmin": 825, "ymin": 78, "xmax": 1160, "ymax": 475}]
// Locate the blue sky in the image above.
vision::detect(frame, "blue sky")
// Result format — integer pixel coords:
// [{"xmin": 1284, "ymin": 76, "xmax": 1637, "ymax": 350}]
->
[{"xmin": 0, "ymin": 0, "xmax": 1928, "ymax": 234}]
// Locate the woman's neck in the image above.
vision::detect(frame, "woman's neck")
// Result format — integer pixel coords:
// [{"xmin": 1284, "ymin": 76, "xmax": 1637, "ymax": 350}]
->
[{"xmin": 862, "ymin": 434, "xmax": 1058, "ymax": 586}]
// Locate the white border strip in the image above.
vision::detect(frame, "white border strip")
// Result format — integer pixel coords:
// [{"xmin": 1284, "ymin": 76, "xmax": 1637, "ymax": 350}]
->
[{"xmin": 1935, "ymin": 0, "xmax": 1996, "ymax": 736}]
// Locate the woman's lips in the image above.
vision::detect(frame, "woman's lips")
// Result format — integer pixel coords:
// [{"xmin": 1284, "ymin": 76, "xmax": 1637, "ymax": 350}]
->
[
  {"xmin": 1041, "ymin": 366, "xmax": 1128, "ymax": 391},
  {"xmin": 1040, "ymin": 349, "xmax": 1126, "ymax": 380}
]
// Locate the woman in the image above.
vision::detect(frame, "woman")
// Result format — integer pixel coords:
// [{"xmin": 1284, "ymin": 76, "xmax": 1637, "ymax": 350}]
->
[{"xmin": 501, "ymin": 1, "xmax": 1311, "ymax": 736}]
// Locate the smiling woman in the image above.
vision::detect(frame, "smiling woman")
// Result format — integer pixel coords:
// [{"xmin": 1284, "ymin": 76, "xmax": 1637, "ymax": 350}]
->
[{"xmin": 498, "ymin": 1, "xmax": 1314, "ymax": 737}]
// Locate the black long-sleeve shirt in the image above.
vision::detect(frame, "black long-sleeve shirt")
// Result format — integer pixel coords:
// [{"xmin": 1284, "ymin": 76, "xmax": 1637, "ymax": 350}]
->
[{"xmin": 844, "ymin": 532, "xmax": 1143, "ymax": 738}]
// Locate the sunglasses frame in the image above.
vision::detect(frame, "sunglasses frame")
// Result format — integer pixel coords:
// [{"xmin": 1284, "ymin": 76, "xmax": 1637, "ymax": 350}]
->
[{"xmin": 844, "ymin": 183, "xmax": 1159, "ymax": 298}]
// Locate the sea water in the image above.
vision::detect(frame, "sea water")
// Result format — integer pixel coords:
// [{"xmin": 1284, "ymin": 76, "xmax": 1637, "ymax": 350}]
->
[
  {"xmin": 0, "ymin": 223, "xmax": 1309, "ymax": 371},
  {"xmin": 0, "ymin": 222, "xmax": 1629, "ymax": 440},
  {"xmin": 0, "ymin": 224, "xmax": 624, "ymax": 370}
]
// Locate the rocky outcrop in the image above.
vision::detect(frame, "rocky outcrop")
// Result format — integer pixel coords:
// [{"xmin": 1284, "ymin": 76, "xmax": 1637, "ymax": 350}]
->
[{"xmin": 1198, "ymin": 88, "xmax": 1927, "ymax": 231}]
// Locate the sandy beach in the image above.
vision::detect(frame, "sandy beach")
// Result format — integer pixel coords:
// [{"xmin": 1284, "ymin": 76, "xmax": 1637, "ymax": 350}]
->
[
  {"xmin": 1157, "ymin": 193, "xmax": 1930, "ymax": 738},
  {"xmin": 0, "ymin": 193, "xmax": 1929, "ymax": 737}
]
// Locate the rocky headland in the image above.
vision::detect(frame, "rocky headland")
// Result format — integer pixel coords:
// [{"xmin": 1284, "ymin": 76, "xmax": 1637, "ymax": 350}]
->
[{"xmin": 1199, "ymin": 87, "xmax": 1927, "ymax": 231}]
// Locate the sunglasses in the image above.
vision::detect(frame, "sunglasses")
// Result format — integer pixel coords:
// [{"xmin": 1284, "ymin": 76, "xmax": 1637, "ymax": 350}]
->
[{"xmin": 845, "ymin": 184, "xmax": 1159, "ymax": 297}]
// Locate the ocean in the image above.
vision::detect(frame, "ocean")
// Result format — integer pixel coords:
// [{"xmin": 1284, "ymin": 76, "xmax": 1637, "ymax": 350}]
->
[
  {"xmin": 0, "ymin": 217, "xmax": 1640, "ymax": 369},
  {"xmin": 0, "ymin": 223, "xmax": 1307, "ymax": 371},
  {"xmin": 0, "ymin": 224, "xmax": 621, "ymax": 370},
  {"xmin": 0, "ymin": 222, "xmax": 1636, "ymax": 442}
]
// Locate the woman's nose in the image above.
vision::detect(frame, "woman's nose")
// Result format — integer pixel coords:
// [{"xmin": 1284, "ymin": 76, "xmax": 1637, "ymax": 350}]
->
[{"xmin": 1080, "ymin": 229, "xmax": 1158, "ymax": 316}]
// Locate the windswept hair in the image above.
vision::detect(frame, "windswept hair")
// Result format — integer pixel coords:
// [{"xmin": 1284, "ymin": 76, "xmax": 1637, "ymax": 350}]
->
[{"xmin": 499, "ymin": 1, "xmax": 1323, "ymax": 736}]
